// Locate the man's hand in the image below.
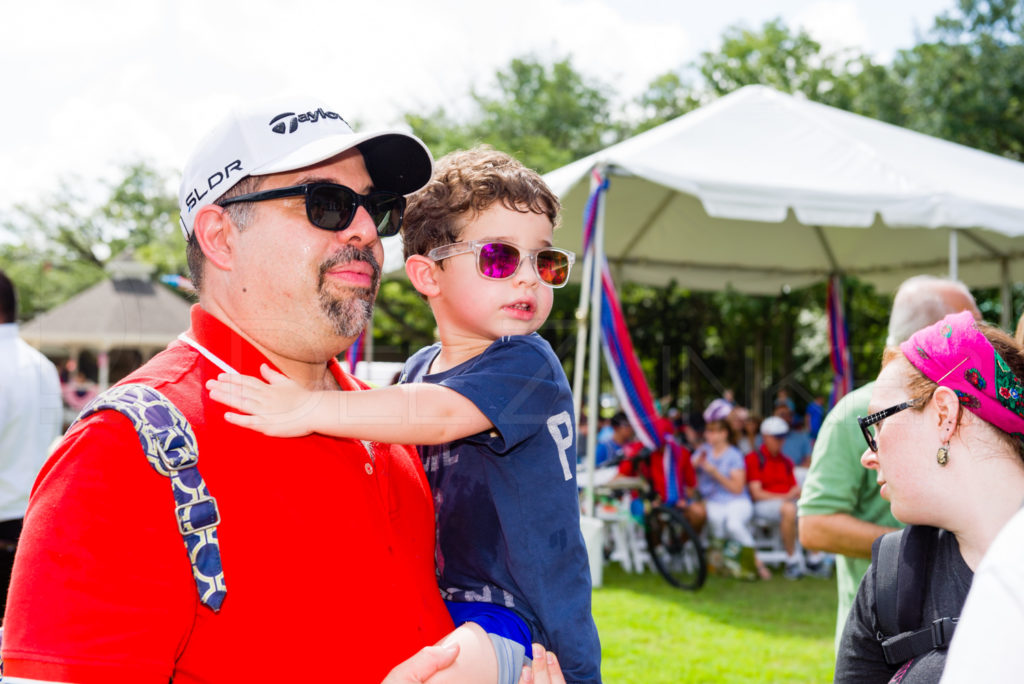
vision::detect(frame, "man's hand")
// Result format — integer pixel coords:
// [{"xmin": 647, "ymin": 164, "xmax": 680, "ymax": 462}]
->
[
  {"xmin": 206, "ymin": 365, "xmax": 321, "ymax": 437},
  {"xmin": 381, "ymin": 644, "xmax": 460, "ymax": 683}
]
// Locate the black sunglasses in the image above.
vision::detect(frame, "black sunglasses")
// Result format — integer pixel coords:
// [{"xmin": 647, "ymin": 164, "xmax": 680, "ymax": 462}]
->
[
  {"xmin": 856, "ymin": 399, "xmax": 922, "ymax": 452},
  {"xmin": 219, "ymin": 182, "xmax": 406, "ymax": 237}
]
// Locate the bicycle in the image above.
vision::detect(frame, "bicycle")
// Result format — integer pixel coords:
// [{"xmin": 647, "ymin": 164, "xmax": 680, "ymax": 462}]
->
[
  {"xmin": 595, "ymin": 447, "xmax": 708, "ymax": 591},
  {"xmin": 640, "ymin": 483, "xmax": 707, "ymax": 590}
]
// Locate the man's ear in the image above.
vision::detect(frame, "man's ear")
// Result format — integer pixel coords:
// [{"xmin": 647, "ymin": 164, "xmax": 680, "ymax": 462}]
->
[
  {"xmin": 193, "ymin": 204, "xmax": 237, "ymax": 272},
  {"xmin": 405, "ymin": 255, "xmax": 441, "ymax": 298}
]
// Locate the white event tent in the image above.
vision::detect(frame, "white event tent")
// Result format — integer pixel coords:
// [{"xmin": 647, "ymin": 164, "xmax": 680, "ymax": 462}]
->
[
  {"xmin": 547, "ymin": 85, "xmax": 1024, "ymax": 302},
  {"xmin": 543, "ymin": 85, "xmax": 1024, "ymax": 512}
]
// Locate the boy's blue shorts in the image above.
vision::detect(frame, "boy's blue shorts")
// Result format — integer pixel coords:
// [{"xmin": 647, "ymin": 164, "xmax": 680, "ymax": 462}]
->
[{"xmin": 443, "ymin": 599, "xmax": 532, "ymax": 653}]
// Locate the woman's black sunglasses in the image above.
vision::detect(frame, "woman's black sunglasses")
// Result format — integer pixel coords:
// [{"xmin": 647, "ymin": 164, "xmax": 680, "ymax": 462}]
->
[{"xmin": 219, "ymin": 182, "xmax": 406, "ymax": 237}]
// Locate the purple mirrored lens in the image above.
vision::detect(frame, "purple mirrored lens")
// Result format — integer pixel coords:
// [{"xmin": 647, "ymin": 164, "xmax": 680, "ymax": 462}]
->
[{"xmin": 478, "ymin": 242, "xmax": 521, "ymax": 279}]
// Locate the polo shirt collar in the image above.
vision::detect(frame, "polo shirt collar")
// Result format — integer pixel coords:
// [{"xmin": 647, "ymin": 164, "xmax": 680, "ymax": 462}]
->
[{"xmin": 184, "ymin": 305, "xmax": 355, "ymax": 390}]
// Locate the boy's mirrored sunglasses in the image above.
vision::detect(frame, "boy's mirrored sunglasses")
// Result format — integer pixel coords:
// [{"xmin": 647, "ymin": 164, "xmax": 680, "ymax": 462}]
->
[
  {"xmin": 218, "ymin": 182, "xmax": 405, "ymax": 237},
  {"xmin": 427, "ymin": 240, "xmax": 576, "ymax": 288},
  {"xmin": 856, "ymin": 398, "xmax": 923, "ymax": 452}
]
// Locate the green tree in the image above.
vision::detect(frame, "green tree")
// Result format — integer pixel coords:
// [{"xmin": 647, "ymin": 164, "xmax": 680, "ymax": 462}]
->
[
  {"xmin": 405, "ymin": 56, "xmax": 617, "ymax": 173},
  {"xmin": 629, "ymin": 72, "xmax": 705, "ymax": 134},
  {"xmin": 895, "ymin": 0, "xmax": 1024, "ymax": 159},
  {"xmin": 630, "ymin": 18, "xmax": 909, "ymax": 135},
  {"xmin": 699, "ymin": 19, "xmax": 838, "ymax": 98},
  {"xmin": 0, "ymin": 163, "xmax": 187, "ymax": 319}
]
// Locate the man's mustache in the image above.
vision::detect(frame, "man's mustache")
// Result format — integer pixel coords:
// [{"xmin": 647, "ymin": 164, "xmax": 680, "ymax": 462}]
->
[{"xmin": 318, "ymin": 246, "xmax": 381, "ymax": 291}]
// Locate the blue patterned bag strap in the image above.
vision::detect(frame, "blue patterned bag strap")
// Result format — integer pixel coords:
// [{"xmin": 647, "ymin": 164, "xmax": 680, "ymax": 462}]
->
[{"xmin": 76, "ymin": 383, "xmax": 227, "ymax": 611}]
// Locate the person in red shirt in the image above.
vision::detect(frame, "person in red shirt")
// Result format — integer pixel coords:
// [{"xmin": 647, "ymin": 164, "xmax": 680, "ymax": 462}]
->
[
  {"xmin": 0, "ymin": 96, "xmax": 561, "ymax": 684},
  {"xmin": 616, "ymin": 417, "xmax": 706, "ymax": 534},
  {"xmin": 745, "ymin": 416, "xmax": 803, "ymax": 579}
]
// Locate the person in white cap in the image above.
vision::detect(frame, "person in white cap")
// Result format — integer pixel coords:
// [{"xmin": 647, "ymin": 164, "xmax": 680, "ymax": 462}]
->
[
  {"xmin": 745, "ymin": 416, "xmax": 804, "ymax": 579},
  {"xmin": 0, "ymin": 97, "xmax": 551, "ymax": 684}
]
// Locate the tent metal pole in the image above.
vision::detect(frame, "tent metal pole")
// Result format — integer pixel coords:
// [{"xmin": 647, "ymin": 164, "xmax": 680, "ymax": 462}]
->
[
  {"xmin": 812, "ymin": 226, "xmax": 839, "ymax": 272},
  {"xmin": 949, "ymin": 229, "xmax": 959, "ymax": 281},
  {"xmin": 584, "ymin": 168, "xmax": 608, "ymax": 518},
  {"xmin": 1002, "ymin": 258, "xmax": 1012, "ymax": 330},
  {"xmin": 571, "ymin": 188, "xmax": 596, "ymax": 471},
  {"xmin": 956, "ymin": 230, "xmax": 1014, "ymax": 328}
]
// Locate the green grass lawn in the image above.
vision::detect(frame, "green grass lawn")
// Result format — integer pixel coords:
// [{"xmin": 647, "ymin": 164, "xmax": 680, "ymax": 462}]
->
[{"xmin": 592, "ymin": 564, "xmax": 838, "ymax": 683}]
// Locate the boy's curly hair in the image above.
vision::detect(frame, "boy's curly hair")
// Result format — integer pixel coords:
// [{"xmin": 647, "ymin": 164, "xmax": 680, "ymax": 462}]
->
[{"xmin": 402, "ymin": 145, "xmax": 561, "ymax": 262}]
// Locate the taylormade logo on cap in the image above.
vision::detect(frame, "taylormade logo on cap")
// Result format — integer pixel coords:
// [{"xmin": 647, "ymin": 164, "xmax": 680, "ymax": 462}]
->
[
  {"xmin": 177, "ymin": 96, "xmax": 433, "ymax": 239},
  {"xmin": 268, "ymin": 109, "xmax": 350, "ymax": 135}
]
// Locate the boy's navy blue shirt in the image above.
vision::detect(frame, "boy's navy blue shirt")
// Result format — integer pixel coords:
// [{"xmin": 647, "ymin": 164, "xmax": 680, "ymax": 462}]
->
[{"xmin": 402, "ymin": 333, "xmax": 601, "ymax": 683}]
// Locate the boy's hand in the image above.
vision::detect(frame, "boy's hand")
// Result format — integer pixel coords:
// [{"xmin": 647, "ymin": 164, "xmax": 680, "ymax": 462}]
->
[{"xmin": 206, "ymin": 365, "xmax": 320, "ymax": 437}]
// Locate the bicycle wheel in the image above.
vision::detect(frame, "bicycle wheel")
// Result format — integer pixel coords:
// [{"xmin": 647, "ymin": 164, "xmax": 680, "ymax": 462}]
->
[{"xmin": 645, "ymin": 505, "xmax": 707, "ymax": 590}]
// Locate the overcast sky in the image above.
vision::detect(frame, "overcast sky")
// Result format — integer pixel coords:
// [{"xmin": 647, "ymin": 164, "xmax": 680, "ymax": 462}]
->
[{"xmin": 1, "ymin": 0, "xmax": 955, "ymax": 216}]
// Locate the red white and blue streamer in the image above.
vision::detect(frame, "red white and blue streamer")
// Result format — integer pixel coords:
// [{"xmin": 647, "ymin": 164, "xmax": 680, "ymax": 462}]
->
[
  {"xmin": 583, "ymin": 169, "xmax": 662, "ymax": 450},
  {"xmin": 827, "ymin": 274, "xmax": 853, "ymax": 407},
  {"xmin": 346, "ymin": 329, "xmax": 365, "ymax": 376}
]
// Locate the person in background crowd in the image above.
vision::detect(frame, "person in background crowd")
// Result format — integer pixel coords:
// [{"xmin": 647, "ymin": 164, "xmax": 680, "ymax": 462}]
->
[
  {"xmin": 746, "ymin": 417, "xmax": 804, "ymax": 579},
  {"xmin": 774, "ymin": 388, "xmax": 796, "ymax": 415},
  {"xmin": 0, "ymin": 270, "xmax": 62, "ymax": 617},
  {"xmin": 61, "ymin": 367, "xmax": 99, "ymax": 413},
  {"xmin": 742, "ymin": 413, "xmax": 762, "ymax": 451},
  {"xmin": 595, "ymin": 412, "xmax": 635, "ymax": 467},
  {"xmin": 778, "ymin": 409, "xmax": 813, "ymax": 482},
  {"xmin": 728, "ymin": 405, "xmax": 752, "ymax": 453},
  {"xmin": 693, "ymin": 417, "xmax": 771, "ymax": 580},
  {"xmin": 806, "ymin": 395, "xmax": 826, "ymax": 441}
]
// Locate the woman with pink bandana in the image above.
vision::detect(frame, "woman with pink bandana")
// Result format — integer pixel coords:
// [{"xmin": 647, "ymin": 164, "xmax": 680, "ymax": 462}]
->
[{"xmin": 834, "ymin": 311, "xmax": 1024, "ymax": 683}]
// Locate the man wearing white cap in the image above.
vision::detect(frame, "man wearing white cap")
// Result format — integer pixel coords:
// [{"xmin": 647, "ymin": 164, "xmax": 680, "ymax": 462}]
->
[
  {"xmin": 745, "ymin": 416, "xmax": 803, "ymax": 579},
  {"xmin": 1, "ymin": 98, "xmax": 469, "ymax": 683}
]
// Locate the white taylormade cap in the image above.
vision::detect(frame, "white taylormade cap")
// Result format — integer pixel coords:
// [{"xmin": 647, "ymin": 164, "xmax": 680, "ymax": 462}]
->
[{"xmin": 177, "ymin": 96, "xmax": 433, "ymax": 239}]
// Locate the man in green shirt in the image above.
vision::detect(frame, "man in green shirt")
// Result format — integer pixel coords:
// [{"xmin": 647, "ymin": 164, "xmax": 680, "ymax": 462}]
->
[{"xmin": 798, "ymin": 275, "xmax": 980, "ymax": 650}]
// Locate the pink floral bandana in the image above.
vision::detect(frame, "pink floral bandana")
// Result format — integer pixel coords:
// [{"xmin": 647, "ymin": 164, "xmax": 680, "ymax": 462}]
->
[{"xmin": 901, "ymin": 310, "xmax": 1024, "ymax": 439}]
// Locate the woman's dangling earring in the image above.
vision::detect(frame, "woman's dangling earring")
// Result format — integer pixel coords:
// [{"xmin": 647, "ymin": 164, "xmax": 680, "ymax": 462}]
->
[{"xmin": 937, "ymin": 442, "xmax": 950, "ymax": 466}]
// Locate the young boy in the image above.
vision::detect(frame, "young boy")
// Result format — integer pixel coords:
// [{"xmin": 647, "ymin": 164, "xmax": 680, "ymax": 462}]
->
[{"xmin": 208, "ymin": 146, "xmax": 601, "ymax": 684}]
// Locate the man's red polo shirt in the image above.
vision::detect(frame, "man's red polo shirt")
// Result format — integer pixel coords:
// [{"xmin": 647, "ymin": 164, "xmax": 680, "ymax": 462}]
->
[{"xmin": 2, "ymin": 305, "xmax": 453, "ymax": 683}]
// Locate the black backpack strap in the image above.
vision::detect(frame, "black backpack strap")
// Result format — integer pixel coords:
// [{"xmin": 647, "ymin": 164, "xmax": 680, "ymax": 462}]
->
[
  {"xmin": 873, "ymin": 529, "xmax": 903, "ymax": 639},
  {"xmin": 76, "ymin": 383, "xmax": 227, "ymax": 611},
  {"xmin": 881, "ymin": 617, "xmax": 958, "ymax": 666},
  {"xmin": 873, "ymin": 526, "xmax": 953, "ymax": 666}
]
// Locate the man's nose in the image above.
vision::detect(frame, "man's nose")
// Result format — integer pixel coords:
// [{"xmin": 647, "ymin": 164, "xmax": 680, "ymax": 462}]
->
[{"xmin": 336, "ymin": 206, "xmax": 380, "ymax": 247}]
